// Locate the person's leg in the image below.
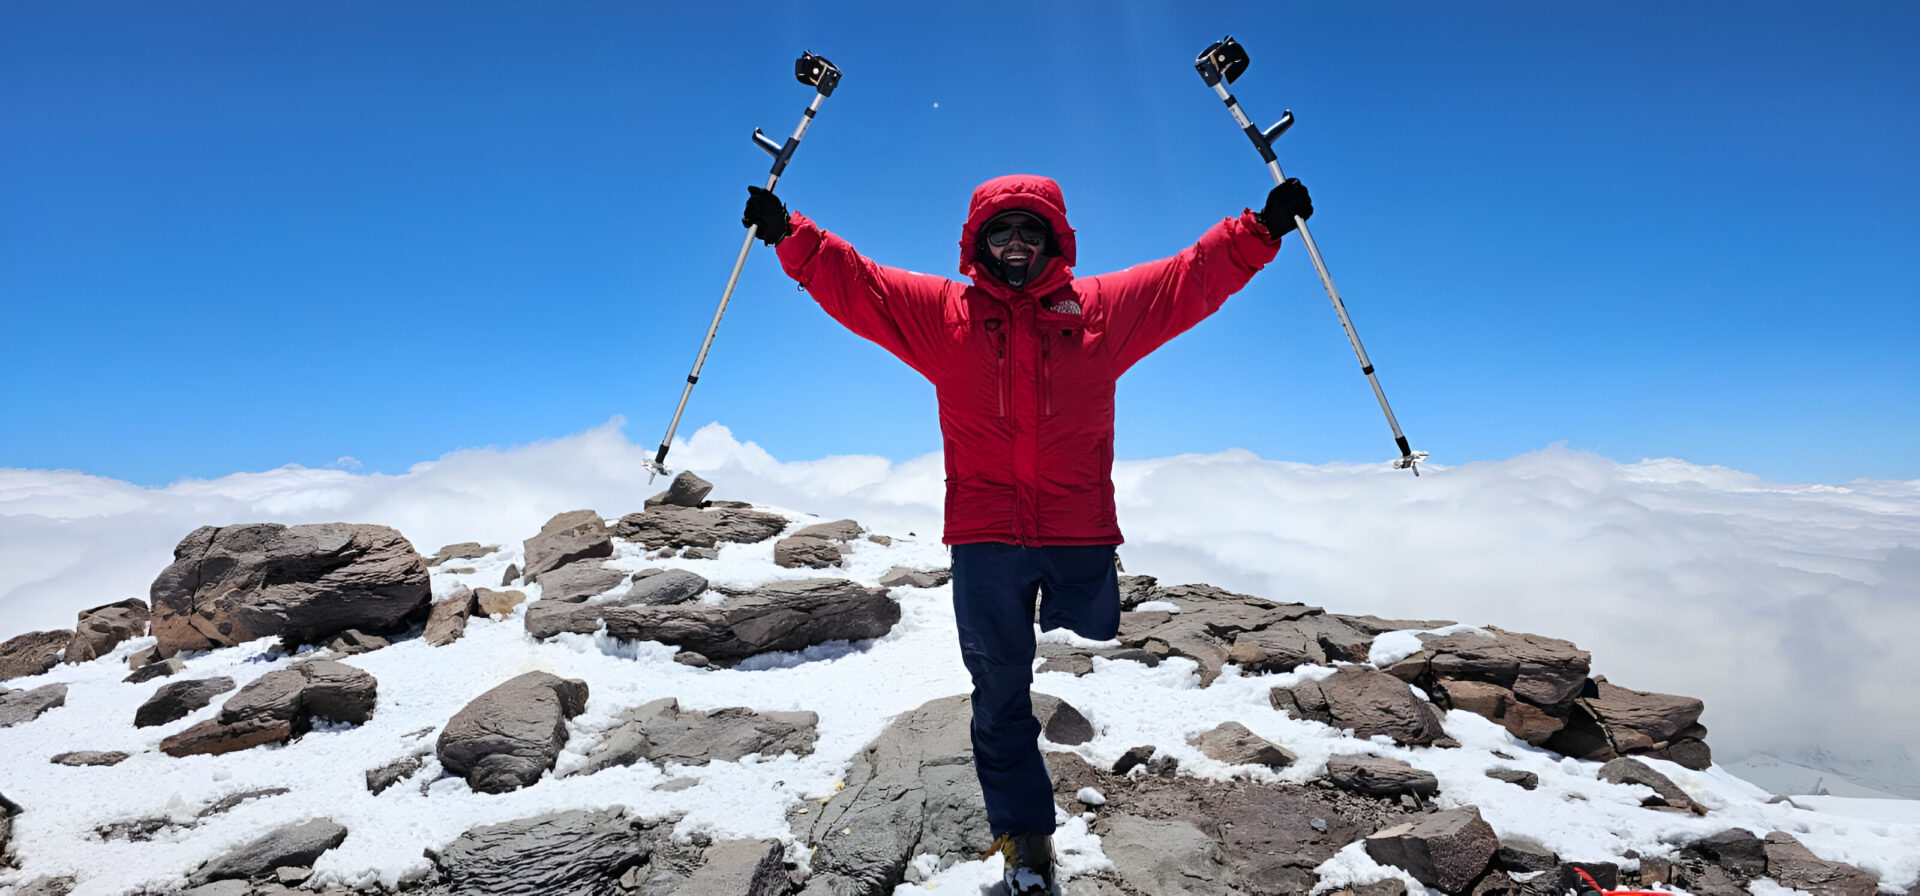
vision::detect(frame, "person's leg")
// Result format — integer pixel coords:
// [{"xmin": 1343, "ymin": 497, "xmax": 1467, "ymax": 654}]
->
[
  {"xmin": 950, "ymin": 542, "xmax": 1057, "ymax": 837},
  {"xmin": 1036, "ymin": 545, "xmax": 1121, "ymax": 641}
]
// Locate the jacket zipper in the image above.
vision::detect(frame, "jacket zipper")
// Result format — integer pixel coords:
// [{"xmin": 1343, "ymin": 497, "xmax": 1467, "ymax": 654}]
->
[
  {"xmin": 990, "ymin": 326, "xmax": 1007, "ymax": 417},
  {"xmin": 1041, "ymin": 332, "xmax": 1052, "ymax": 417}
]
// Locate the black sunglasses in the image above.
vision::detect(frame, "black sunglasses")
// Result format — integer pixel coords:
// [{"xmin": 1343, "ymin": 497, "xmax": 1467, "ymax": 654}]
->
[{"xmin": 984, "ymin": 219, "xmax": 1048, "ymax": 247}]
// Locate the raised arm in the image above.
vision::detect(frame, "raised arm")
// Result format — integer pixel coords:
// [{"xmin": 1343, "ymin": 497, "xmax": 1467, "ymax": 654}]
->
[
  {"xmin": 744, "ymin": 187, "xmax": 953, "ymax": 380},
  {"xmin": 1082, "ymin": 179, "xmax": 1312, "ymax": 374}
]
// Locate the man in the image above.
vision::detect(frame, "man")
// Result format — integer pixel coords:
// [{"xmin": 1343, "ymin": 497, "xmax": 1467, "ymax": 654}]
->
[{"xmin": 742, "ymin": 173, "xmax": 1311, "ymax": 894}]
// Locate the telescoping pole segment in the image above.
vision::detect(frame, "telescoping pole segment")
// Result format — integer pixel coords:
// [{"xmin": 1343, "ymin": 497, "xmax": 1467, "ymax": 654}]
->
[
  {"xmin": 645, "ymin": 52, "xmax": 842, "ymax": 480},
  {"xmin": 1195, "ymin": 37, "xmax": 1425, "ymax": 475}
]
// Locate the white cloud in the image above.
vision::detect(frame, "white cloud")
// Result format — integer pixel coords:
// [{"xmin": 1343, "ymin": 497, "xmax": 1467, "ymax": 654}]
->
[{"xmin": 3, "ymin": 420, "xmax": 1917, "ymax": 770}]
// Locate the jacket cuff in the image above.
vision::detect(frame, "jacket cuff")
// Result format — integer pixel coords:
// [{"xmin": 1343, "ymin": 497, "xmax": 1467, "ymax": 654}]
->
[{"xmin": 776, "ymin": 212, "xmax": 824, "ymax": 275}]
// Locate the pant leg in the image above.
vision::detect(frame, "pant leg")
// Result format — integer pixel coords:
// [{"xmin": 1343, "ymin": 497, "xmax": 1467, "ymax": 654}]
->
[
  {"xmin": 950, "ymin": 542, "xmax": 1057, "ymax": 837},
  {"xmin": 1036, "ymin": 545, "xmax": 1121, "ymax": 641}
]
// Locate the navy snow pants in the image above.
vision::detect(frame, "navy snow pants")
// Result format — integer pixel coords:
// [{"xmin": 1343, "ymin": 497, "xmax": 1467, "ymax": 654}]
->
[{"xmin": 950, "ymin": 542, "xmax": 1120, "ymax": 837}]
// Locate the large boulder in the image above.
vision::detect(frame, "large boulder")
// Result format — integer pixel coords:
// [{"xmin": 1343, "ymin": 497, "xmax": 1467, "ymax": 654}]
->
[
  {"xmin": 428, "ymin": 809, "xmax": 672, "ymax": 896},
  {"xmin": 160, "ymin": 661, "xmax": 376, "ymax": 757},
  {"xmin": 533, "ymin": 562, "xmax": 628, "ymax": 603},
  {"xmin": 1384, "ymin": 628, "xmax": 1590, "ymax": 745},
  {"xmin": 148, "ymin": 523, "xmax": 431, "ymax": 657},
  {"xmin": 1364, "ymin": 807, "xmax": 1499, "ymax": 894},
  {"xmin": 437, "ymin": 671, "xmax": 589, "ymax": 794},
  {"xmin": 1271, "ymin": 667, "xmax": 1445, "ymax": 746},
  {"xmin": 1, "ymin": 630, "xmax": 72, "ymax": 681},
  {"xmin": 573, "ymin": 697, "xmax": 818, "ymax": 777},
  {"xmin": 795, "ymin": 694, "xmax": 988, "ymax": 895},
  {"xmin": 612, "ymin": 505, "xmax": 789, "ymax": 551},
  {"xmin": 423, "ymin": 587, "xmax": 476, "ymax": 647},
  {"xmin": 0, "ymin": 683, "xmax": 68, "ymax": 728},
  {"xmin": 188, "ymin": 819, "xmax": 348, "ymax": 885},
  {"xmin": 521, "ymin": 510, "xmax": 613, "ymax": 582},
  {"xmin": 619, "ymin": 569, "xmax": 709, "ymax": 607},
  {"xmin": 64, "ymin": 598, "xmax": 150, "ymax": 664},
  {"xmin": 135, "ymin": 676, "xmax": 237, "ymax": 727},
  {"xmin": 1546, "ymin": 676, "xmax": 1712, "ymax": 769},
  {"xmin": 525, "ymin": 578, "xmax": 899, "ymax": 667}
]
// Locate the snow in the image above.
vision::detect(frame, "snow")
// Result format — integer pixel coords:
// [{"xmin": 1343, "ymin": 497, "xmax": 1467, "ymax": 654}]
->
[{"xmin": 4, "ymin": 425, "xmax": 1920, "ymax": 894}]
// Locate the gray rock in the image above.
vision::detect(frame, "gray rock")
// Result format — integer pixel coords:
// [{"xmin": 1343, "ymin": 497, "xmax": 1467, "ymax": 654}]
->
[
  {"xmin": 1188, "ymin": 721, "xmax": 1297, "ymax": 769},
  {"xmin": 136, "ymin": 676, "xmax": 237, "ymax": 727},
  {"xmin": 1484, "ymin": 768, "xmax": 1539, "ymax": 790},
  {"xmin": 1547, "ymin": 677, "xmax": 1712, "ymax": 770},
  {"xmin": 0, "ymin": 682, "xmax": 68, "ymax": 728},
  {"xmin": 160, "ymin": 662, "xmax": 377, "ymax": 757},
  {"xmin": 148, "ymin": 523, "xmax": 431, "ymax": 657},
  {"xmin": 795, "ymin": 694, "xmax": 989, "ymax": 895},
  {"xmin": 521, "ymin": 510, "xmax": 614, "ymax": 582},
  {"xmin": 1690, "ymin": 827, "xmax": 1767, "ymax": 880},
  {"xmin": 1494, "ymin": 839, "xmax": 1559, "ymax": 874},
  {"xmin": 430, "ymin": 808, "xmax": 664, "ymax": 896},
  {"xmin": 51, "ymin": 750, "xmax": 130, "ymax": 767},
  {"xmin": 1384, "ymin": 628, "xmax": 1589, "ymax": 747},
  {"xmin": 1119, "ymin": 584, "xmax": 1325, "ymax": 685},
  {"xmin": 575, "ymin": 697, "xmax": 819, "ymax": 776},
  {"xmin": 0, "ymin": 630, "xmax": 71, "ymax": 681},
  {"xmin": 437, "ymin": 671, "xmax": 589, "ymax": 793},
  {"xmin": 878, "ymin": 566, "xmax": 951, "ymax": 589},
  {"xmin": 428, "ymin": 542, "xmax": 497, "ymax": 566},
  {"xmin": 794, "ymin": 519, "xmax": 863, "ymax": 541},
  {"xmin": 1364, "ymin": 807, "xmax": 1498, "ymax": 894},
  {"xmin": 867, "ymin": 534, "xmax": 893, "ymax": 546},
  {"xmin": 7, "ymin": 875, "xmax": 75, "ymax": 896},
  {"xmin": 1271, "ymin": 666, "xmax": 1445, "ymax": 746},
  {"xmin": 424, "ymin": 587, "xmax": 475, "ymax": 647},
  {"xmin": 680, "ymin": 546, "xmax": 720, "ymax": 560},
  {"xmin": 645, "ymin": 471, "xmax": 715, "ymax": 509},
  {"xmin": 674, "ymin": 838, "xmax": 788, "ymax": 896},
  {"xmin": 64, "ymin": 598, "xmax": 151, "ymax": 664},
  {"xmin": 181, "ymin": 881, "xmax": 252, "ymax": 896},
  {"xmin": 189, "ymin": 818, "xmax": 349, "ymax": 885},
  {"xmin": 1116, "ymin": 574, "xmax": 1158, "ymax": 609},
  {"xmin": 774, "ymin": 535, "xmax": 843, "ymax": 569},
  {"xmin": 1032, "ymin": 693, "xmax": 1094, "ymax": 746},
  {"xmin": 616, "ymin": 568, "xmax": 709, "ymax": 606},
  {"xmin": 534, "ymin": 562, "xmax": 628, "ymax": 602},
  {"xmin": 124, "ymin": 655, "xmax": 187, "ymax": 683},
  {"xmin": 1099, "ymin": 814, "xmax": 1240, "ymax": 895},
  {"xmin": 1325, "ymin": 754, "xmax": 1439, "ymax": 799},
  {"xmin": 1598, "ymin": 756, "xmax": 1702, "ymax": 814},
  {"xmin": 501, "ymin": 563, "xmax": 521, "ymax": 586},
  {"xmin": 1227, "ymin": 624, "xmax": 1327, "ymax": 674},
  {"xmin": 324, "ymin": 629, "xmax": 390, "ymax": 656},
  {"xmin": 366, "ymin": 751, "xmax": 430, "ymax": 795},
  {"xmin": 613, "ymin": 505, "xmax": 789, "ymax": 550},
  {"xmin": 1112, "ymin": 745, "xmax": 1156, "ymax": 776},
  {"xmin": 526, "ymin": 578, "xmax": 899, "ymax": 667},
  {"xmin": 1762, "ymin": 831, "xmax": 1878, "ymax": 896},
  {"xmin": 1, "ymin": 792, "xmax": 19, "ymax": 859}
]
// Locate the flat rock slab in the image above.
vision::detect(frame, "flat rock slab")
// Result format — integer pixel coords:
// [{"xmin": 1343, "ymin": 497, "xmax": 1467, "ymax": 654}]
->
[
  {"xmin": 1272, "ymin": 666, "xmax": 1444, "ymax": 746},
  {"xmin": 437, "ymin": 671, "xmax": 589, "ymax": 794},
  {"xmin": 1117, "ymin": 584, "xmax": 1335, "ymax": 686},
  {"xmin": 618, "ymin": 568, "xmax": 710, "ymax": 607},
  {"xmin": 1761, "ymin": 831, "xmax": 1879, "ymax": 896},
  {"xmin": 1188, "ymin": 721, "xmax": 1296, "ymax": 769},
  {"xmin": 673, "ymin": 838, "xmax": 788, "ymax": 896},
  {"xmin": 161, "ymin": 661, "xmax": 377, "ymax": 758},
  {"xmin": 0, "ymin": 683, "xmax": 68, "ymax": 728},
  {"xmin": 1325, "ymin": 754, "xmax": 1438, "ymax": 799},
  {"xmin": 879, "ymin": 566, "xmax": 952, "ymax": 589},
  {"xmin": 522, "ymin": 510, "xmax": 613, "ymax": 582},
  {"xmin": 424, "ymin": 588, "xmax": 476, "ymax": 647},
  {"xmin": 1548, "ymin": 677, "xmax": 1712, "ymax": 769},
  {"xmin": 794, "ymin": 519, "xmax": 863, "ymax": 541},
  {"xmin": 1100, "ymin": 814, "xmax": 1240, "ymax": 896},
  {"xmin": 1598, "ymin": 757, "xmax": 1702, "ymax": 814},
  {"xmin": 430, "ymin": 809, "xmax": 672, "ymax": 896},
  {"xmin": 65, "ymin": 598, "xmax": 150, "ymax": 664},
  {"xmin": 613, "ymin": 505, "xmax": 789, "ymax": 550},
  {"xmin": 526, "ymin": 578, "xmax": 899, "ymax": 667},
  {"xmin": 534, "ymin": 562, "xmax": 628, "ymax": 603},
  {"xmin": 428, "ymin": 542, "xmax": 497, "ymax": 566},
  {"xmin": 50, "ymin": 750, "xmax": 131, "ymax": 767},
  {"xmin": 189, "ymin": 818, "xmax": 348, "ymax": 885},
  {"xmin": 1364, "ymin": 807, "xmax": 1498, "ymax": 894},
  {"xmin": 136, "ymin": 676, "xmax": 237, "ymax": 727},
  {"xmin": 1, "ymin": 630, "xmax": 74, "ymax": 682},
  {"xmin": 575, "ymin": 697, "xmax": 819, "ymax": 777},
  {"xmin": 774, "ymin": 535, "xmax": 843, "ymax": 569},
  {"xmin": 148, "ymin": 522, "xmax": 431, "ymax": 657}
]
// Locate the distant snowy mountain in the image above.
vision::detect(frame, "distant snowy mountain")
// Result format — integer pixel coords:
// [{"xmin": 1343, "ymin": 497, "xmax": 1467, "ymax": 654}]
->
[{"xmin": 1723, "ymin": 747, "xmax": 1920, "ymax": 800}]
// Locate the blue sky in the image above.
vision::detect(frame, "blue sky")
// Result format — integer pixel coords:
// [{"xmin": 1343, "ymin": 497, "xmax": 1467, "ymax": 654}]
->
[{"xmin": 3, "ymin": 2, "xmax": 1916, "ymax": 486}]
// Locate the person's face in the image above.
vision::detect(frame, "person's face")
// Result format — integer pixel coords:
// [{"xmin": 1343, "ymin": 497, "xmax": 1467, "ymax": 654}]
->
[{"xmin": 984, "ymin": 213, "xmax": 1047, "ymax": 268}]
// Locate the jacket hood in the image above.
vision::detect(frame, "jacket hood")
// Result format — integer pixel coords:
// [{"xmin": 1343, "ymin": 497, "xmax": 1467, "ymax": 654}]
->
[{"xmin": 958, "ymin": 174, "xmax": 1078, "ymax": 290}]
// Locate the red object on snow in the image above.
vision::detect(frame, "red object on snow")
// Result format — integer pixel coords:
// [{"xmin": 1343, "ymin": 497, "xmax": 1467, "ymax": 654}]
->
[
  {"xmin": 1573, "ymin": 865, "xmax": 1671, "ymax": 896},
  {"xmin": 776, "ymin": 173, "xmax": 1281, "ymax": 546}
]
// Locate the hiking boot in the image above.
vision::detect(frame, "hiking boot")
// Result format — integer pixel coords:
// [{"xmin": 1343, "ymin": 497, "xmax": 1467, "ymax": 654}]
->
[{"xmin": 988, "ymin": 832, "xmax": 1056, "ymax": 894}]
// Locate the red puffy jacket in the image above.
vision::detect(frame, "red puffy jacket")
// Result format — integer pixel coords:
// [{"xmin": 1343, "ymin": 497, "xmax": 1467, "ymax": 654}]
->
[{"xmin": 775, "ymin": 174, "xmax": 1281, "ymax": 546}]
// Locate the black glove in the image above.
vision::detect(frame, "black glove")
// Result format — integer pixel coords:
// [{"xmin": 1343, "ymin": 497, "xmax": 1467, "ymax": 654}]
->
[
  {"xmin": 1257, "ymin": 178, "xmax": 1313, "ymax": 238},
  {"xmin": 742, "ymin": 185, "xmax": 790, "ymax": 246}
]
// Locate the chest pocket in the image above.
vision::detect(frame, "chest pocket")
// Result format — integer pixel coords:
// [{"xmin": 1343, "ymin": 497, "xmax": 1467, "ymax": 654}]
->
[{"xmin": 1038, "ymin": 308, "xmax": 1086, "ymax": 418}]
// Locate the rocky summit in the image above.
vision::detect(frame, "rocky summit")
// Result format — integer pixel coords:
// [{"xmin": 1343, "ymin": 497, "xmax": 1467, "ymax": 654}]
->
[{"xmin": 0, "ymin": 480, "xmax": 1913, "ymax": 896}]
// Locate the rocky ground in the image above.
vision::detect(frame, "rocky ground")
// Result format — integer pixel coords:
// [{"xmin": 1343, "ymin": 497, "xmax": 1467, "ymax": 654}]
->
[{"xmin": 2, "ymin": 472, "xmax": 1914, "ymax": 896}]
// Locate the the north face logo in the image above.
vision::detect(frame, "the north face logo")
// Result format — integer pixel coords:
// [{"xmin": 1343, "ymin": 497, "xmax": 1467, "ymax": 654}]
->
[{"xmin": 1050, "ymin": 299, "xmax": 1083, "ymax": 315}]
